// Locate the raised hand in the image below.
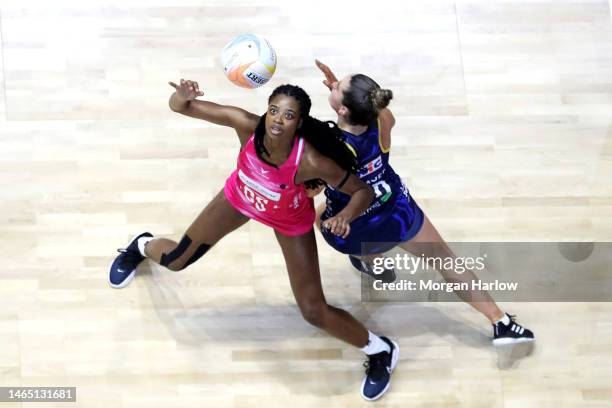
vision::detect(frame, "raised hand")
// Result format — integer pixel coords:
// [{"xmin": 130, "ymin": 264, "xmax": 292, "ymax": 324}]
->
[
  {"xmin": 315, "ymin": 59, "xmax": 338, "ymax": 91},
  {"xmin": 168, "ymin": 78, "xmax": 205, "ymax": 102}
]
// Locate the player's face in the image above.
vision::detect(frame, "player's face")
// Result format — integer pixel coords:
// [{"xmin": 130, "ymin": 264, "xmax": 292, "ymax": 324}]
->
[
  {"xmin": 328, "ymin": 74, "xmax": 352, "ymax": 115},
  {"xmin": 265, "ymin": 94, "xmax": 302, "ymax": 140}
]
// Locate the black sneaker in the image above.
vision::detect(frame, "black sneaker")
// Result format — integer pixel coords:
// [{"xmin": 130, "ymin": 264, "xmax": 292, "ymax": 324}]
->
[
  {"xmin": 349, "ymin": 255, "xmax": 397, "ymax": 283},
  {"xmin": 108, "ymin": 232, "xmax": 152, "ymax": 289},
  {"xmin": 361, "ymin": 337, "xmax": 399, "ymax": 401},
  {"xmin": 493, "ymin": 313, "xmax": 535, "ymax": 346}
]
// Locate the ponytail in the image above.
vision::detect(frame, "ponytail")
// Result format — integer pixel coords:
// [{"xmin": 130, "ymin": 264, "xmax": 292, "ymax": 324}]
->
[{"xmin": 343, "ymin": 74, "xmax": 393, "ymax": 126}]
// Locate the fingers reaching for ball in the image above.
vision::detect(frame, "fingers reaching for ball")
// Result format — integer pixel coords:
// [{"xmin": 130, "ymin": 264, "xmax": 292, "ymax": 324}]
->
[
  {"xmin": 315, "ymin": 59, "xmax": 339, "ymax": 92},
  {"xmin": 168, "ymin": 78, "xmax": 204, "ymax": 101}
]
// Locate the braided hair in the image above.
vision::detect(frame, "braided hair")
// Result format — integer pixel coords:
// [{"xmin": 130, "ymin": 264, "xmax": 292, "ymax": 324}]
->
[{"xmin": 254, "ymin": 84, "xmax": 357, "ymax": 189}]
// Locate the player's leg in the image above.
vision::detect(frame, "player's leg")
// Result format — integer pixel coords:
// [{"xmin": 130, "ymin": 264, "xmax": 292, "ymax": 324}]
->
[
  {"xmin": 399, "ymin": 214, "xmax": 534, "ymax": 345},
  {"xmin": 276, "ymin": 228, "xmax": 368, "ymax": 346},
  {"xmin": 145, "ymin": 189, "xmax": 249, "ymax": 270},
  {"xmin": 274, "ymin": 228, "xmax": 398, "ymax": 400},
  {"xmin": 109, "ymin": 189, "xmax": 249, "ymax": 287},
  {"xmin": 399, "ymin": 215, "xmax": 503, "ymax": 320}
]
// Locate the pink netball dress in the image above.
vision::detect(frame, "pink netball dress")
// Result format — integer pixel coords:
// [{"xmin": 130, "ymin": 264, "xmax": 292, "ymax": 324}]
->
[{"xmin": 224, "ymin": 135, "xmax": 315, "ymax": 236}]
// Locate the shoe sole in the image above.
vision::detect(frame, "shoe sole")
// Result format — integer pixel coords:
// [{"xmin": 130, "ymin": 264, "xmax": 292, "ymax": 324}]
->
[
  {"xmin": 493, "ymin": 337, "xmax": 535, "ymax": 346},
  {"xmin": 108, "ymin": 231, "xmax": 149, "ymax": 289},
  {"xmin": 361, "ymin": 340, "xmax": 400, "ymax": 401}
]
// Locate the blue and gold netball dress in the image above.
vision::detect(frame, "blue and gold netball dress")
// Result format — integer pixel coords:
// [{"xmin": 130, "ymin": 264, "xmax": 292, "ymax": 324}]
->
[{"xmin": 321, "ymin": 120, "xmax": 424, "ymax": 255}]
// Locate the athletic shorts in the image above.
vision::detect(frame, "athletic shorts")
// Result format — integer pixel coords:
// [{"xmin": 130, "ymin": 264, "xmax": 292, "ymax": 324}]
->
[{"xmin": 320, "ymin": 188, "xmax": 424, "ymax": 255}]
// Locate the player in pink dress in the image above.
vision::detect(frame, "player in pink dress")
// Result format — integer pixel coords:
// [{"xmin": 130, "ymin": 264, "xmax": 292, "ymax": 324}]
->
[
  {"xmin": 108, "ymin": 79, "xmax": 400, "ymax": 400},
  {"xmin": 223, "ymin": 131, "xmax": 315, "ymax": 236}
]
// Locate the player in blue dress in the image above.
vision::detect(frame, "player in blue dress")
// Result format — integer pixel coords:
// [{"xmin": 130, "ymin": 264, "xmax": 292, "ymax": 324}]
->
[{"xmin": 313, "ymin": 60, "xmax": 534, "ymax": 347}]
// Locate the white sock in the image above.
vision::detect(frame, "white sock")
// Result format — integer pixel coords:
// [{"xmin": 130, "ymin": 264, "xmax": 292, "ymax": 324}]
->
[
  {"xmin": 495, "ymin": 313, "xmax": 511, "ymax": 326},
  {"xmin": 137, "ymin": 236, "xmax": 154, "ymax": 257},
  {"xmin": 360, "ymin": 331, "xmax": 391, "ymax": 355}
]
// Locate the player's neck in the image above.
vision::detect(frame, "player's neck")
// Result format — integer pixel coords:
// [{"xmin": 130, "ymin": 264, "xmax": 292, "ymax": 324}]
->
[
  {"xmin": 338, "ymin": 117, "xmax": 368, "ymax": 136},
  {"xmin": 263, "ymin": 133, "xmax": 294, "ymax": 164}
]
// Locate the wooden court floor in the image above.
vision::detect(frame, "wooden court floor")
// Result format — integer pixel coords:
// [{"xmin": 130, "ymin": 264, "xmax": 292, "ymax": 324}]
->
[{"xmin": 1, "ymin": 1, "xmax": 611, "ymax": 406}]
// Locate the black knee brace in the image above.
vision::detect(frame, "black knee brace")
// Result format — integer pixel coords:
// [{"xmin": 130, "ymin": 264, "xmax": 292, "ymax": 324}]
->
[
  {"xmin": 160, "ymin": 235, "xmax": 192, "ymax": 267},
  {"xmin": 160, "ymin": 235, "xmax": 211, "ymax": 269},
  {"xmin": 183, "ymin": 242, "xmax": 211, "ymax": 268}
]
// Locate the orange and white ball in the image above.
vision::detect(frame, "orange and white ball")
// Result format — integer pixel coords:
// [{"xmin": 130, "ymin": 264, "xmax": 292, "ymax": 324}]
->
[{"xmin": 221, "ymin": 34, "xmax": 277, "ymax": 89}]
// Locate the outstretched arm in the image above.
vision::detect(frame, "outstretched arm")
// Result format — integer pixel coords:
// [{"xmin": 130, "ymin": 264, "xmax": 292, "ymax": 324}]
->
[
  {"xmin": 297, "ymin": 146, "xmax": 374, "ymax": 238},
  {"xmin": 168, "ymin": 79, "xmax": 260, "ymax": 146},
  {"xmin": 315, "ymin": 59, "xmax": 395, "ymax": 149}
]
